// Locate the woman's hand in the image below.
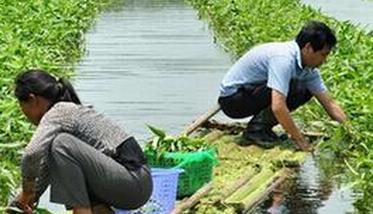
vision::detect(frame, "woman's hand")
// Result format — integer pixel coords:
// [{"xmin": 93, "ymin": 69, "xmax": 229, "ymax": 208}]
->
[{"xmin": 13, "ymin": 191, "xmax": 35, "ymax": 214}]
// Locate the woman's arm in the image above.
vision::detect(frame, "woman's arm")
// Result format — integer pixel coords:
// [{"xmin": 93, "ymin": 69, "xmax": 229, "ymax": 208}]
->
[
  {"xmin": 21, "ymin": 123, "xmax": 58, "ymax": 193},
  {"xmin": 21, "ymin": 107, "xmax": 67, "ymax": 197}
]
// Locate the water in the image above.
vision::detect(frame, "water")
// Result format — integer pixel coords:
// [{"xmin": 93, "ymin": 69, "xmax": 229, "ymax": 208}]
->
[
  {"xmin": 39, "ymin": 0, "xmax": 372, "ymax": 212},
  {"xmin": 302, "ymin": 0, "xmax": 373, "ymax": 30},
  {"xmin": 73, "ymin": 0, "xmax": 231, "ymax": 141},
  {"xmin": 256, "ymin": 156, "xmax": 355, "ymax": 214}
]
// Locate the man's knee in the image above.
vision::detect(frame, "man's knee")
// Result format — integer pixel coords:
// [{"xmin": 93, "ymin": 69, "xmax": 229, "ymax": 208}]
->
[
  {"xmin": 287, "ymin": 81, "xmax": 313, "ymax": 110},
  {"xmin": 304, "ymin": 90, "xmax": 313, "ymax": 102},
  {"xmin": 218, "ymin": 96, "xmax": 255, "ymax": 119}
]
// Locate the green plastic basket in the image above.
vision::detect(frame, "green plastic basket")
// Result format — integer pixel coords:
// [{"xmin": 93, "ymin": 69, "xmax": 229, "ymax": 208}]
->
[{"xmin": 145, "ymin": 149, "xmax": 217, "ymax": 197}]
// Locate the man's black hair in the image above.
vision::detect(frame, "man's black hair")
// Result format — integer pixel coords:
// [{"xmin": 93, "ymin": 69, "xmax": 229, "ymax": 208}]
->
[{"xmin": 296, "ymin": 21, "xmax": 337, "ymax": 51}]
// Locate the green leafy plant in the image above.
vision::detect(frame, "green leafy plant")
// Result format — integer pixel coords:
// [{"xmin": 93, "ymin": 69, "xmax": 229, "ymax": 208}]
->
[{"xmin": 145, "ymin": 125, "xmax": 210, "ymax": 154}]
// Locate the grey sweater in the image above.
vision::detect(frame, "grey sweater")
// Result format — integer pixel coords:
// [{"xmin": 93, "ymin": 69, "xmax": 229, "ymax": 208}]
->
[{"xmin": 21, "ymin": 102, "xmax": 130, "ymax": 196}]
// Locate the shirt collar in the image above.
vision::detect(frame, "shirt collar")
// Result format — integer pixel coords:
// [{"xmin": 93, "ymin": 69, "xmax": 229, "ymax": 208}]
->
[{"xmin": 292, "ymin": 40, "xmax": 304, "ymax": 70}]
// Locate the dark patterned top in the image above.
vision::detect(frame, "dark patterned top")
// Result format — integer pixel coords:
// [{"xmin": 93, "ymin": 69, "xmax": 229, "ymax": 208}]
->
[{"xmin": 21, "ymin": 102, "xmax": 131, "ymax": 196}]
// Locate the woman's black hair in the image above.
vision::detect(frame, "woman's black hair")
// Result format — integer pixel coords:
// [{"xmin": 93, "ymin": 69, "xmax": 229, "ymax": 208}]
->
[
  {"xmin": 296, "ymin": 21, "xmax": 337, "ymax": 51},
  {"xmin": 15, "ymin": 69, "xmax": 81, "ymax": 105}
]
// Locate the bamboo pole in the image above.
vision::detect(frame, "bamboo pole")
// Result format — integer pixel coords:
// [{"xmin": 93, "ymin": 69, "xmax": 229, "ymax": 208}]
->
[
  {"xmin": 220, "ymin": 167, "xmax": 257, "ymax": 200},
  {"xmin": 302, "ymin": 131, "xmax": 327, "ymax": 138},
  {"xmin": 170, "ymin": 182, "xmax": 213, "ymax": 214},
  {"xmin": 225, "ymin": 168, "xmax": 275, "ymax": 204},
  {"xmin": 223, "ymin": 168, "xmax": 289, "ymax": 213},
  {"xmin": 181, "ymin": 103, "xmax": 221, "ymax": 136},
  {"xmin": 243, "ymin": 169, "xmax": 289, "ymax": 213}
]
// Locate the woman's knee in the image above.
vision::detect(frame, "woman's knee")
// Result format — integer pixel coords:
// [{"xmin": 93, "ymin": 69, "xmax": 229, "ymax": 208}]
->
[
  {"xmin": 92, "ymin": 204, "xmax": 114, "ymax": 214},
  {"xmin": 51, "ymin": 133, "xmax": 77, "ymax": 155}
]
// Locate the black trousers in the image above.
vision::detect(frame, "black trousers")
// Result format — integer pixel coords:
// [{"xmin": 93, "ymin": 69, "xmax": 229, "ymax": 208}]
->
[{"xmin": 218, "ymin": 81, "xmax": 313, "ymax": 119}]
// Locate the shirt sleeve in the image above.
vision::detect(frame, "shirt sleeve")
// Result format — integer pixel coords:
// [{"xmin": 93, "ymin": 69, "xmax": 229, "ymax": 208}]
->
[
  {"xmin": 35, "ymin": 158, "xmax": 50, "ymax": 199},
  {"xmin": 305, "ymin": 70, "xmax": 327, "ymax": 94},
  {"xmin": 21, "ymin": 106, "xmax": 74, "ymax": 192},
  {"xmin": 267, "ymin": 56, "xmax": 293, "ymax": 96}
]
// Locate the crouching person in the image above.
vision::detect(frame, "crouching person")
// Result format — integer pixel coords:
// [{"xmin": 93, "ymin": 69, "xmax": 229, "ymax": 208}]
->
[
  {"xmin": 218, "ymin": 21, "xmax": 347, "ymax": 151},
  {"xmin": 8, "ymin": 69, "xmax": 153, "ymax": 214}
]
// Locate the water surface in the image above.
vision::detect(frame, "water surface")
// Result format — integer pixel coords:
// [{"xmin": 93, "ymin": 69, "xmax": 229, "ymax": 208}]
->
[
  {"xmin": 302, "ymin": 0, "xmax": 373, "ymax": 30},
  {"xmin": 256, "ymin": 156, "xmax": 355, "ymax": 214},
  {"xmin": 73, "ymin": 0, "xmax": 231, "ymax": 141}
]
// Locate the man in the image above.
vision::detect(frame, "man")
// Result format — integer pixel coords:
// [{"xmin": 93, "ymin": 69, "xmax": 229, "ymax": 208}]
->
[{"xmin": 218, "ymin": 21, "xmax": 347, "ymax": 151}]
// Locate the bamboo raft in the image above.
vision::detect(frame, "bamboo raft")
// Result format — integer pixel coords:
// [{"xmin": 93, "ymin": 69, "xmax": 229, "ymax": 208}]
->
[
  {"xmin": 170, "ymin": 103, "xmax": 326, "ymax": 214},
  {"xmin": 171, "ymin": 121, "xmax": 308, "ymax": 214}
]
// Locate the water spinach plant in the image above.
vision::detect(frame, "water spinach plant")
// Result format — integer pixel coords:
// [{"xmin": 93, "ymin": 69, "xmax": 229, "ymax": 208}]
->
[
  {"xmin": 187, "ymin": 0, "xmax": 373, "ymax": 212},
  {"xmin": 145, "ymin": 125, "xmax": 210, "ymax": 155},
  {"xmin": 0, "ymin": 0, "xmax": 114, "ymax": 209}
]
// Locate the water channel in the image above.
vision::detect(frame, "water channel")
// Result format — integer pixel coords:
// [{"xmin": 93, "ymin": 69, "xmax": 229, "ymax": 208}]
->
[
  {"xmin": 73, "ymin": 0, "xmax": 231, "ymax": 140},
  {"xmin": 39, "ymin": 0, "xmax": 372, "ymax": 213}
]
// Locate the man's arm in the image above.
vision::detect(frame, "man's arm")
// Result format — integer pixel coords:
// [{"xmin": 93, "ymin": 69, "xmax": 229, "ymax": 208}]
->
[
  {"xmin": 314, "ymin": 91, "xmax": 347, "ymax": 123},
  {"xmin": 271, "ymin": 89, "xmax": 312, "ymax": 151}
]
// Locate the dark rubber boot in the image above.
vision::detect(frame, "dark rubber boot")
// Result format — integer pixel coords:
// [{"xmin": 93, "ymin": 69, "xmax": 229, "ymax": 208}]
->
[
  {"xmin": 246, "ymin": 108, "xmax": 278, "ymax": 132},
  {"xmin": 239, "ymin": 129, "xmax": 277, "ymax": 148},
  {"xmin": 240, "ymin": 108, "xmax": 281, "ymax": 148}
]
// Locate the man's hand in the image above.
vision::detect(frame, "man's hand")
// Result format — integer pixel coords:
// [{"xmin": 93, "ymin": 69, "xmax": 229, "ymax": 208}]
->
[{"xmin": 293, "ymin": 138, "xmax": 313, "ymax": 152}]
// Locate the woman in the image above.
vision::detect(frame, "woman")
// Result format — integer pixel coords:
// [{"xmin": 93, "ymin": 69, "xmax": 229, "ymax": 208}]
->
[{"xmin": 8, "ymin": 69, "xmax": 153, "ymax": 214}]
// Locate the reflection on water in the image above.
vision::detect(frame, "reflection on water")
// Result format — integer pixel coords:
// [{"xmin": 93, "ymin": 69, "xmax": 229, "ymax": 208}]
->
[
  {"xmin": 266, "ymin": 190, "xmax": 288, "ymax": 214},
  {"xmin": 255, "ymin": 156, "xmax": 355, "ymax": 214}
]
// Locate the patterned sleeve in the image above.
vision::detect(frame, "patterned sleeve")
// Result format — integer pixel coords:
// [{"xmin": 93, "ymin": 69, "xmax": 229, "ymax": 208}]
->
[
  {"xmin": 21, "ymin": 104, "xmax": 75, "ymax": 193},
  {"xmin": 34, "ymin": 158, "xmax": 50, "ymax": 200}
]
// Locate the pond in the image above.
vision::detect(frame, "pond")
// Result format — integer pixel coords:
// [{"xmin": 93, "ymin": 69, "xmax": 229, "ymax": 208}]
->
[{"xmin": 39, "ymin": 0, "xmax": 373, "ymax": 213}]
